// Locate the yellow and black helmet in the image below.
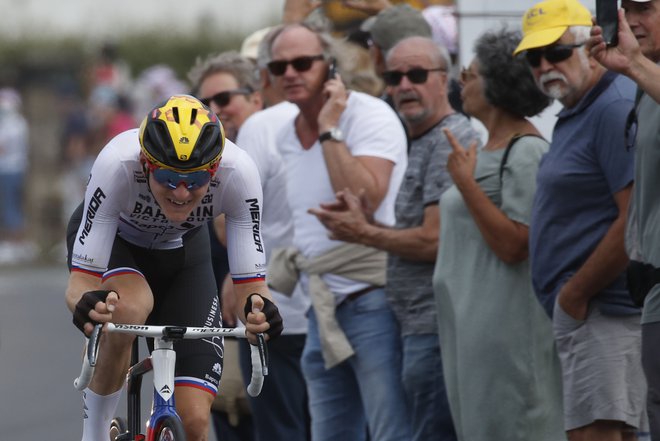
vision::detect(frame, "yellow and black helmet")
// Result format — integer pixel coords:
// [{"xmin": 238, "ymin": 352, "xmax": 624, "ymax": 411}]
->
[{"xmin": 139, "ymin": 95, "xmax": 225, "ymax": 171}]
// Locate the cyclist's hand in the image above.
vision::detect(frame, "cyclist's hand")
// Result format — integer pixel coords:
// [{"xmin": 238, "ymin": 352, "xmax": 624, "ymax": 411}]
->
[
  {"xmin": 243, "ymin": 294, "xmax": 283, "ymax": 341},
  {"xmin": 73, "ymin": 290, "xmax": 119, "ymax": 336}
]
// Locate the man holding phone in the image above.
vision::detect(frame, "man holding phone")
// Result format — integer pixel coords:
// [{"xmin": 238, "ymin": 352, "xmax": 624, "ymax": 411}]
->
[
  {"xmin": 590, "ymin": 0, "xmax": 660, "ymax": 439},
  {"xmin": 514, "ymin": 0, "xmax": 646, "ymax": 439},
  {"xmin": 264, "ymin": 23, "xmax": 411, "ymax": 441}
]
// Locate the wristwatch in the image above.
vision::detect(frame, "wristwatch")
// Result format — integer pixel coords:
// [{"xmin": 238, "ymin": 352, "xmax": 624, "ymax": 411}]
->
[{"xmin": 319, "ymin": 127, "xmax": 344, "ymax": 143}]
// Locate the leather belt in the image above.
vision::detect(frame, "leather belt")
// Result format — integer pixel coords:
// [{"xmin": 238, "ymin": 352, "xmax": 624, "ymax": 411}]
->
[{"xmin": 345, "ymin": 285, "xmax": 378, "ymax": 302}]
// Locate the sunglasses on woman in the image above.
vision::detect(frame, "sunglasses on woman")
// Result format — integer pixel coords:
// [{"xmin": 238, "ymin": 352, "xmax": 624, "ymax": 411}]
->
[
  {"xmin": 525, "ymin": 43, "xmax": 584, "ymax": 68},
  {"xmin": 266, "ymin": 54, "xmax": 325, "ymax": 76},
  {"xmin": 199, "ymin": 87, "xmax": 253, "ymax": 108},
  {"xmin": 382, "ymin": 67, "xmax": 446, "ymax": 86}
]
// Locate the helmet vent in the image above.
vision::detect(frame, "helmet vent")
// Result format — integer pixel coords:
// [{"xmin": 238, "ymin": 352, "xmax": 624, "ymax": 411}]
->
[
  {"xmin": 190, "ymin": 108, "xmax": 198, "ymax": 125},
  {"xmin": 172, "ymin": 106, "xmax": 180, "ymax": 123}
]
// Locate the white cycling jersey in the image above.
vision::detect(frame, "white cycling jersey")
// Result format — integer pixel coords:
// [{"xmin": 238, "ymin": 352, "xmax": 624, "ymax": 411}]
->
[{"xmin": 71, "ymin": 128, "xmax": 266, "ymax": 283}]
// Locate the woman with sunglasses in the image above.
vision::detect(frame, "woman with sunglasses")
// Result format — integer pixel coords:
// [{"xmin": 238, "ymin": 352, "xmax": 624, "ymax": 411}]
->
[
  {"xmin": 432, "ymin": 28, "xmax": 565, "ymax": 441},
  {"xmin": 63, "ymin": 95, "xmax": 283, "ymax": 441}
]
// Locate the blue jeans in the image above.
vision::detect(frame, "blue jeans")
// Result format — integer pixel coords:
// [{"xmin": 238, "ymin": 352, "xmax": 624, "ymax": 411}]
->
[
  {"xmin": 0, "ymin": 171, "xmax": 25, "ymax": 232},
  {"xmin": 402, "ymin": 334, "xmax": 457, "ymax": 441},
  {"xmin": 301, "ymin": 288, "xmax": 412, "ymax": 441}
]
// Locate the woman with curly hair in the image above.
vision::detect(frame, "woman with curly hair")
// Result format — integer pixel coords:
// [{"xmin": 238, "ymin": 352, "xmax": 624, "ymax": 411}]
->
[{"xmin": 432, "ymin": 28, "xmax": 564, "ymax": 441}]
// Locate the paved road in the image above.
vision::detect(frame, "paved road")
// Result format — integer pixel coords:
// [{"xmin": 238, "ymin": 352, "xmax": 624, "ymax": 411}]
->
[
  {"xmin": 0, "ymin": 263, "xmax": 82, "ymax": 439},
  {"xmin": 0, "ymin": 262, "xmax": 169, "ymax": 440}
]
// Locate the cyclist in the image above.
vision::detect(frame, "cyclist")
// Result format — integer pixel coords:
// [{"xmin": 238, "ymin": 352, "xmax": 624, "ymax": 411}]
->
[{"xmin": 64, "ymin": 94, "xmax": 283, "ymax": 441}]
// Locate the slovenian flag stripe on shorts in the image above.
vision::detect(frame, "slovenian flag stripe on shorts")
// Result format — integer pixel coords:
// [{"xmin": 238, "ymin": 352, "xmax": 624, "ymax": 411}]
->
[
  {"xmin": 102, "ymin": 267, "xmax": 145, "ymax": 282},
  {"xmin": 175, "ymin": 376, "xmax": 218, "ymax": 396}
]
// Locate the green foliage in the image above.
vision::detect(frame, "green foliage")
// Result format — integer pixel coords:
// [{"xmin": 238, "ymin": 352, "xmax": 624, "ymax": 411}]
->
[
  {"xmin": 117, "ymin": 29, "xmax": 245, "ymax": 80},
  {"xmin": 0, "ymin": 28, "xmax": 246, "ymax": 89}
]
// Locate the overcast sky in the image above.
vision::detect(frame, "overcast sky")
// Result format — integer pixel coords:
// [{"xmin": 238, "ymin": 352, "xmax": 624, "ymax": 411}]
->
[{"xmin": 1, "ymin": 0, "xmax": 286, "ymax": 40}]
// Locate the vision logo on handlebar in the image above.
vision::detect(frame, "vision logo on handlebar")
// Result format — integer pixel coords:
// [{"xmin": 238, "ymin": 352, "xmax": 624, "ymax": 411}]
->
[{"xmin": 74, "ymin": 323, "xmax": 268, "ymax": 440}]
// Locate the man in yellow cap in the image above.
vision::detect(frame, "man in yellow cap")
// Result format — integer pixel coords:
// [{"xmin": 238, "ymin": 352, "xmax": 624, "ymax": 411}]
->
[
  {"xmin": 590, "ymin": 0, "xmax": 660, "ymax": 439},
  {"xmin": 515, "ymin": 0, "xmax": 648, "ymax": 440}
]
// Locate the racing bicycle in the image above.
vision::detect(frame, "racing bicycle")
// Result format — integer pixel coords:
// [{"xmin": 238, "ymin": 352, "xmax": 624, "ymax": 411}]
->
[{"xmin": 74, "ymin": 323, "xmax": 268, "ymax": 440}]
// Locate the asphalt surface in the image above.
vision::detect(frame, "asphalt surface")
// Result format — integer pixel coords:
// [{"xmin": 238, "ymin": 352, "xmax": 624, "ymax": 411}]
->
[
  {"xmin": 0, "ymin": 262, "xmax": 173, "ymax": 440},
  {"xmin": 0, "ymin": 262, "xmax": 82, "ymax": 439}
]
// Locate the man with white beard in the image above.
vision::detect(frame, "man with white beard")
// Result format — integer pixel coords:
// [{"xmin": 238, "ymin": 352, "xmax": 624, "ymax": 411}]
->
[{"xmin": 513, "ymin": 0, "xmax": 647, "ymax": 440}]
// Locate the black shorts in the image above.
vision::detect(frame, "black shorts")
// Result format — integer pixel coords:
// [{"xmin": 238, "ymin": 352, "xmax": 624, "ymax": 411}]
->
[{"xmin": 67, "ymin": 202, "xmax": 224, "ymax": 395}]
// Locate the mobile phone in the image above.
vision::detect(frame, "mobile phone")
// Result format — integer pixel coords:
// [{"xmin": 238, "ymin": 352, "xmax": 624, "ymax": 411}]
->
[
  {"xmin": 596, "ymin": 0, "xmax": 619, "ymax": 47},
  {"xmin": 327, "ymin": 57, "xmax": 338, "ymax": 80}
]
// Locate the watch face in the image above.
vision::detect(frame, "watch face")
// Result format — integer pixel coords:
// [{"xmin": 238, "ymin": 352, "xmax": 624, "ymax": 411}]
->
[
  {"xmin": 330, "ymin": 128, "xmax": 343, "ymax": 141},
  {"xmin": 320, "ymin": 127, "xmax": 344, "ymax": 143}
]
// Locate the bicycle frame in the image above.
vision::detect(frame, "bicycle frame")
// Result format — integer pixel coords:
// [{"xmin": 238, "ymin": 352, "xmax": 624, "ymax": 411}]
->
[{"xmin": 74, "ymin": 323, "xmax": 268, "ymax": 440}]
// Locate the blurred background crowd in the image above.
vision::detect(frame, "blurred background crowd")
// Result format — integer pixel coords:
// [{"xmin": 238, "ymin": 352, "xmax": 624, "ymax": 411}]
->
[{"xmin": 0, "ymin": 0, "xmax": 461, "ymax": 266}]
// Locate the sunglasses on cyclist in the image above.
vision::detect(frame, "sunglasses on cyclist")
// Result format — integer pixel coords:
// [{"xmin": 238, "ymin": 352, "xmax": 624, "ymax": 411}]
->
[
  {"xmin": 524, "ymin": 43, "xmax": 584, "ymax": 68},
  {"xmin": 199, "ymin": 87, "xmax": 253, "ymax": 108},
  {"xmin": 382, "ymin": 67, "xmax": 446, "ymax": 86},
  {"xmin": 267, "ymin": 54, "xmax": 325, "ymax": 76},
  {"xmin": 146, "ymin": 161, "xmax": 213, "ymax": 190}
]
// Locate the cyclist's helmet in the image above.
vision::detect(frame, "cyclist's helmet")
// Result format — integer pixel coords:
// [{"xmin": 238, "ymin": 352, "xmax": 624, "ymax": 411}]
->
[{"xmin": 139, "ymin": 95, "xmax": 225, "ymax": 172}]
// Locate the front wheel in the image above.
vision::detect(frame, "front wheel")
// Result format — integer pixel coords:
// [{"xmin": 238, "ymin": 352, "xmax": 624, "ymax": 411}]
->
[
  {"xmin": 154, "ymin": 415, "xmax": 186, "ymax": 441},
  {"xmin": 109, "ymin": 417, "xmax": 127, "ymax": 440}
]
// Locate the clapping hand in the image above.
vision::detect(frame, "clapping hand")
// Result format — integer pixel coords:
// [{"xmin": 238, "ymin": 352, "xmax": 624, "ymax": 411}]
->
[{"xmin": 309, "ymin": 188, "xmax": 371, "ymax": 243}]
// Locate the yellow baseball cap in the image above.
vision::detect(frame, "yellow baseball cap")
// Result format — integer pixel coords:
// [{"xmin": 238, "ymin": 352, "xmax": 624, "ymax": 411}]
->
[{"xmin": 513, "ymin": 0, "xmax": 592, "ymax": 55}]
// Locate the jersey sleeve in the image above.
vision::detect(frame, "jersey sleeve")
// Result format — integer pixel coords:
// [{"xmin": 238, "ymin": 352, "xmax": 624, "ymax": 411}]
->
[
  {"xmin": 70, "ymin": 145, "xmax": 129, "ymax": 276},
  {"xmin": 222, "ymin": 148, "xmax": 268, "ymax": 284}
]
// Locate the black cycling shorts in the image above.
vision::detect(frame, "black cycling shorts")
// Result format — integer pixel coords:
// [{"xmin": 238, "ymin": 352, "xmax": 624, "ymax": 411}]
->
[{"xmin": 67, "ymin": 202, "xmax": 224, "ymax": 395}]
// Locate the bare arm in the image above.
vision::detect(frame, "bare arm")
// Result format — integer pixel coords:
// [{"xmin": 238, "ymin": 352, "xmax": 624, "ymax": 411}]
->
[
  {"xmin": 232, "ymin": 280, "xmax": 278, "ymax": 341},
  {"xmin": 309, "ymin": 189, "xmax": 439, "ymax": 261},
  {"xmin": 318, "ymin": 77, "xmax": 394, "ymax": 211},
  {"xmin": 444, "ymin": 129, "xmax": 528, "ymax": 264},
  {"xmin": 65, "ymin": 271, "xmax": 103, "ymax": 312},
  {"xmin": 65, "ymin": 270, "xmax": 119, "ymax": 335},
  {"xmin": 557, "ymin": 184, "xmax": 632, "ymax": 319},
  {"xmin": 321, "ymin": 151, "xmax": 394, "ymax": 214},
  {"xmin": 282, "ymin": 0, "xmax": 323, "ymax": 23}
]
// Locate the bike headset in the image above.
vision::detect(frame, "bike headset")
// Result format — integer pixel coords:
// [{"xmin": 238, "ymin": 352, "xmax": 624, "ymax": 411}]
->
[{"xmin": 139, "ymin": 94, "xmax": 225, "ymax": 183}]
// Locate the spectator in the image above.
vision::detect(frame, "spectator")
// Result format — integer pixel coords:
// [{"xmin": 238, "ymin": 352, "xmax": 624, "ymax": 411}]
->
[
  {"xmin": 359, "ymin": 4, "xmax": 464, "ymax": 119},
  {"xmin": 191, "ymin": 41, "xmax": 312, "ymax": 441},
  {"xmin": 589, "ymin": 0, "xmax": 660, "ymax": 438},
  {"xmin": 0, "ymin": 87, "xmax": 34, "ymax": 264},
  {"xmin": 360, "ymin": 4, "xmax": 432, "ymax": 77},
  {"xmin": 433, "ymin": 27, "xmax": 564, "ymax": 441},
  {"xmin": 422, "ymin": 3, "xmax": 458, "ymax": 65},
  {"xmin": 189, "ymin": 51, "xmax": 262, "ymax": 143},
  {"xmin": 514, "ymin": 0, "xmax": 647, "ymax": 438},
  {"xmin": 309, "ymin": 35, "xmax": 478, "ymax": 441},
  {"xmin": 188, "ymin": 50, "xmax": 263, "ymax": 440},
  {"xmin": 86, "ymin": 85, "xmax": 137, "ymax": 156},
  {"xmin": 265, "ymin": 23, "xmax": 411, "ymax": 441},
  {"xmin": 57, "ymin": 82, "xmax": 93, "ymax": 216},
  {"xmin": 131, "ymin": 65, "xmax": 188, "ymax": 123},
  {"xmin": 86, "ymin": 41, "xmax": 132, "ymax": 96}
]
